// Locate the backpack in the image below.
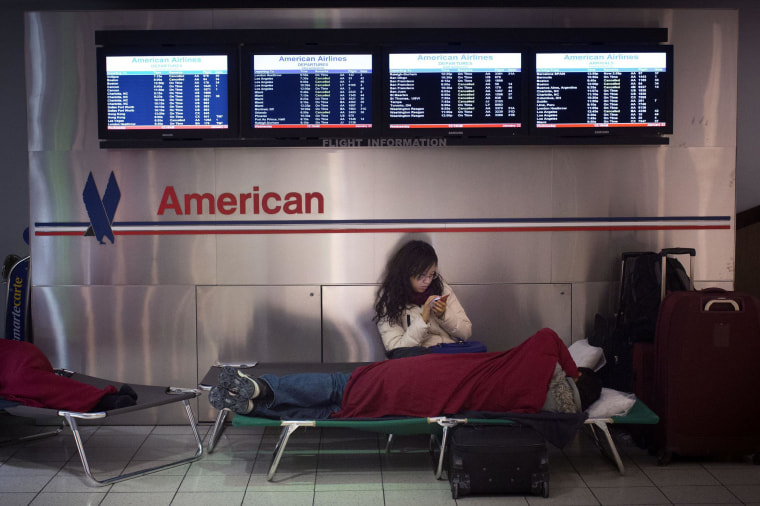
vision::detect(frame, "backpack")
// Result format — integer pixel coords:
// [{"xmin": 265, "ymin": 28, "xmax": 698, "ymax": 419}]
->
[
  {"xmin": 619, "ymin": 252, "xmax": 690, "ymax": 343},
  {"xmin": 592, "ymin": 249, "xmax": 692, "ymax": 392}
]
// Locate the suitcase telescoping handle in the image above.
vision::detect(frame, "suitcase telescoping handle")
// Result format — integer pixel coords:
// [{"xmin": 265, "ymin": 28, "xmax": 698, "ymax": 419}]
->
[
  {"xmin": 659, "ymin": 247, "xmax": 696, "ymax": 257},
  {"xmin": 660, "ymin": 248, "xmax": 696, "ymax": 301},
  {"xmin": 704, "ymin": 298, "xmax": 740, "ymax": 312}
]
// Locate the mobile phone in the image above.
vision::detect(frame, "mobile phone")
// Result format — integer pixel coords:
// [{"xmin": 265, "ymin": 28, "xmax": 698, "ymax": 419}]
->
[{"xmin": 432, "ymin": 294, "xmax": 450, "ymax": 304}]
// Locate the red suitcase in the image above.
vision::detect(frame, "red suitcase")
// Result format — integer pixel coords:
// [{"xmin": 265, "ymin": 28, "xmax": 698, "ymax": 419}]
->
[{"xmin": 652, "ymin": 289, "xmax": 760, "ymax": 464}]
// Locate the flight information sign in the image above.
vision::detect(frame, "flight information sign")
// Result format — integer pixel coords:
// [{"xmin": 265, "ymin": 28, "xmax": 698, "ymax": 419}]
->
[
  {"xmin": 252, "ymin": 54, "xmax": 372, "ymax": 129},
  {"xmin": 535, "ymin": 52, "xmax": 668, "ymax": 129},
  {"xmin": 387, "ymin": 52, "xmax": 522, "ymax": 129},
  {"xmin": 105, "ymin": 54, "xmax": 229, "ymax": 130}
]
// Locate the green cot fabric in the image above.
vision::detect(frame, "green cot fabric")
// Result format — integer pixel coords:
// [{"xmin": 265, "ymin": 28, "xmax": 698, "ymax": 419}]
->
[
  {"xmin": 611, "ymin": 399, "xmax": 660, "ymax": 425},
  {"xmin": 232, "ymin": 415, "xmax": 449, "ymax": 436},
  {"xmin": 230, "ymin": 398, "xmax": 658, "ymax": 435}
]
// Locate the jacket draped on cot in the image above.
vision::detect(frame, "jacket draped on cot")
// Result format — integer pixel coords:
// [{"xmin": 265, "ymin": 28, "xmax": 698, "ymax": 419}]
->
[
  {"xmin": 377, "ymin": 281, "xmax": 473, "ymax": 351},
  {"xmin": 0, "ymin": 339, "xmax": 116, "ymax": 412},
  {"xmin": 334, "ymin": 328, "xmax": 578, "ymax": 419}
]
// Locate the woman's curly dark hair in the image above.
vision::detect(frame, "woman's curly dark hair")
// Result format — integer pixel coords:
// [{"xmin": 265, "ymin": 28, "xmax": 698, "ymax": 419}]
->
[{"xmin": 374, "ymin": 240, "xmax": 443, "ymax": 325}]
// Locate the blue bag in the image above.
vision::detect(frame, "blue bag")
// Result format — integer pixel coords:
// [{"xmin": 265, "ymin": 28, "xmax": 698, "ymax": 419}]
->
[{"xmin": 429, "ymin": 339, "xmax": 487, "ymax": 354}]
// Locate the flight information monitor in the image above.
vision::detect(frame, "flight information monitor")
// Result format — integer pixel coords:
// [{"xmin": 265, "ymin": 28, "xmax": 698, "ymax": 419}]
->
[
  {"xmin": 387, "ymin": 52, "xmax": 522, "ymax": 131},
  {"xmin": 251, "ymin": 54, "xmax": 373, "ymax": 130},
  {"xmin": 535, "ymin": 50, "xmax": 672, "ymax": 133},
  {"xmin": 104, "ymin": 54, "xmax": 230, "ymax": 132}
]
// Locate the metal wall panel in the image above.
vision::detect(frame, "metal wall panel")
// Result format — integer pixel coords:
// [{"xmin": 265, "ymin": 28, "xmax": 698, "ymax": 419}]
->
[
  {"xmin": 322, "ymin": 285, "xmax": 386, "ymax": 363},
  {"xmin": 454, "ymin": 284, "xmax": 573, "ymax": 349},
  {"xmin": 211, "ymin": 8, "xmax": 667, "ymax": 31},
  {"xmin": 196, "ymin": 285, "xmax": 322, "ymax": 421},
  {"xmin": 669, "ymin": 9, "xmax": 738, "ymax": 149},
  {"xmin": 196, "ymin": 285, "xmax": 322, "ymax": 366},
  {"xmin": 31, "ymin": 285, "xmax": 197, "ymax": 424},
  {"xmin": 550, "ymin": 146, "xmax": 736, "ymax": 286}
]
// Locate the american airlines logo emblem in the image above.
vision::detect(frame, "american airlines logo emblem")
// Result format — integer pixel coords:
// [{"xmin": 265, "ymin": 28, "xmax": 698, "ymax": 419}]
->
[{"xmin": 82, "ymin": 171, "xmax": 121, "ymax": 244}]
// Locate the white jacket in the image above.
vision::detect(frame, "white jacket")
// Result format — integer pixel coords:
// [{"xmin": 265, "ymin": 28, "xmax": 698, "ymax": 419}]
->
[{"xmin": 377, "ymin": 282, "xmax": 473, "ymax": 351}]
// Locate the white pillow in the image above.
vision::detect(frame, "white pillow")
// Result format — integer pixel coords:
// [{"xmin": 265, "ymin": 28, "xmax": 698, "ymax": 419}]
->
[
  {"xmin": 568, "ymin": 339, "xmax": 606, "ymax": 371},
  {"xmin": 586, "ymin": 388, "xmax": 636, "ymax": 418}
]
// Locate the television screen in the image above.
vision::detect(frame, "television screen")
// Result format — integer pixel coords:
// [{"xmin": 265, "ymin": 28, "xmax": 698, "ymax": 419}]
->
[
  {"xmin": 385, "ymin": 51, "xmax": 523, "ymax": 136},
  {"xmin": 97, "ymin": 46, "xmax": 239, "ymax": 142},
  {"xmin": 533, "ymin": 46, "xmax": 673, "ymax": 136},
  {"xmin": 247, "ymin": 52, "xmax": 374, "ymax": 135}
]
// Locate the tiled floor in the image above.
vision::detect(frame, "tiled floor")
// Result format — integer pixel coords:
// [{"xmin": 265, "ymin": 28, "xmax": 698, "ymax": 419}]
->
[{"xmin": 1, "ymin": 421, "xmax": 760, "ymax": 505}]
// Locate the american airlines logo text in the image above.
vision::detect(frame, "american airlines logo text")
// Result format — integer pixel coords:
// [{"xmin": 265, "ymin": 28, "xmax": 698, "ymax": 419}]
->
[{"xmin": 157, "ymin": 186, "xmax": 325, "ymax": 216}]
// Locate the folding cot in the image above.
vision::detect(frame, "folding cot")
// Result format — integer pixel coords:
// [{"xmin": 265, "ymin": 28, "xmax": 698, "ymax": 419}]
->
[
  {"xmin": 200, "ymin": 363, "xmax": 659, "ymax": 480},
  {"xmin": 1, "ymin": 369, "xmax": 204, "ymax": 486}
]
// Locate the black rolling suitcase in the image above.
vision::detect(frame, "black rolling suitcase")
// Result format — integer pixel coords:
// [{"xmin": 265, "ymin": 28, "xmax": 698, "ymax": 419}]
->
[{"xmin": 448, "ymin": 424, "xmax": 549, "ymax": 499}]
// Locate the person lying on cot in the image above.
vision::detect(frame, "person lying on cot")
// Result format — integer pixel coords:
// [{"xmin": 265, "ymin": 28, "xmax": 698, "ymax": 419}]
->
[
  {"xmin": 0, "ymin": 339, "xmax": 138, "ymax": 412},
  {"xmin": 208, "ymin": 328, "xmax": 602, "ymax": 420}
]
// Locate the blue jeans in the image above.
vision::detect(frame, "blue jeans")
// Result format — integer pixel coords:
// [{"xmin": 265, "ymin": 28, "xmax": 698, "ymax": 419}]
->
[{"xmin": 252, "ymin": 372, "xmax": 351, "ymax": 419}]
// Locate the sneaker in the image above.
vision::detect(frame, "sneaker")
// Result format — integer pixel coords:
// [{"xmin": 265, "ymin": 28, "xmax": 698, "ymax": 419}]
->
[
  {"xmin": 208, "ymin": 384, "xmax": 254, "ymax": 415},
  {"xmin": 216, "ymin": 366, "xmax": 238, "ymax": 389},
  {"xmin": 217, "ymin": 366, "xmax": 260, "ymax": 399}
]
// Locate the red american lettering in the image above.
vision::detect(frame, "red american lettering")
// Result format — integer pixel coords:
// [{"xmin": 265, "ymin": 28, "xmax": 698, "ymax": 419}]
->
[{"xmin": 157, "ymin": 186, "xmax": 325, "ymax": 216}]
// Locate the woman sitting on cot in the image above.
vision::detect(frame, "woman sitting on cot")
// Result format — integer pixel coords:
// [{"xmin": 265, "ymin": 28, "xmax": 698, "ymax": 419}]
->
[
  {"xmin": 374, "ymin": 239, "xmax": 473, "ymax": 359},
  {"xmin": 208, "ymin": 328, "xmax": 602, "ymax": 420}
]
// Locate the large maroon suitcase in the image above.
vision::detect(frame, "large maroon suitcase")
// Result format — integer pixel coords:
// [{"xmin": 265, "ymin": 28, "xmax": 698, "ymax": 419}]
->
[{"xmin": 652, "ymin": 289, "xmax": 760, "ymax": 464}]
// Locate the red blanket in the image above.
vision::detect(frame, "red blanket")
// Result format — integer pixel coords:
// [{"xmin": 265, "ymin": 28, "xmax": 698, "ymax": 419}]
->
[
  {"xmin": 334, "ymin": 328, "xmax": 578, "ymax": 418},
  {"xmin": 0, "ymin": 340, "xmax": 116, "ymax": 412}
]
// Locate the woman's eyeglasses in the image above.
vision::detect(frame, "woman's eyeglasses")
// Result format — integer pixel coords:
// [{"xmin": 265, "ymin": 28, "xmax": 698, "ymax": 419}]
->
[{"xmin": 416, "ymin": 272, "xmax": 439, "ymax": 282}]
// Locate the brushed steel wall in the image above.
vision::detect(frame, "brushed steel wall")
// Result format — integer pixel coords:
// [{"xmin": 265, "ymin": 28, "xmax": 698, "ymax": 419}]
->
[
  {"xmin": 32, "ymin": 285, "xmax": 197, "ymax": 424},
  {"xmin": 26, "ymin": 8, "xmax": 737, "ymax": 423}
]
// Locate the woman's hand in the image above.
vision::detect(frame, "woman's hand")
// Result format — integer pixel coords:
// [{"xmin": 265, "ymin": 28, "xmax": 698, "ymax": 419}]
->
[
  {"xmin": 421, "ymin": 295, "xmax": 437, "ymax": 323},
  {"xmin": 428, "ymin": 295, "xmax": 448, "ymax": 320}
]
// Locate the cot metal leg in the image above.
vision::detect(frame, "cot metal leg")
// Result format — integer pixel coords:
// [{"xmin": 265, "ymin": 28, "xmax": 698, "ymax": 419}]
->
[
  {"xmin": 267, "ymin": 422, "xmax": 302, "ymax": 481},
  {"xmin": 435, "ymin": 424, "xmax": 449, "ymax": 479},
  {"xmin": 0, "ymin": 422, "xmax": 64, "ymax": 447},
  {"xmin": 207, "ymin": 408, "xmax": 230, "ymax": 453},
  {"xmin": 432, "ymin": 419, "xmax": 464, "ymax": 480},
  {"xmin": 384, "ymin": 434, "xmax": 394, "ymax": 453},
  {"xmin": 587, "ymin": 420, "xmax": 625, "ymax": 474},
  {"xmin": 63, "ymin": 398, "xmax": 204, "ymax": 486}
]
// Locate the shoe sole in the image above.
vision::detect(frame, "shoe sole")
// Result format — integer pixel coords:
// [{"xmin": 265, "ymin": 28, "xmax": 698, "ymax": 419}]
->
[
  {"xmin": 219, "ymin": 366, "xmax": 259, "ymax": 399},
  {"xmin": 208, "ymin": 384, "xmax": 253, "ymax": 414}
]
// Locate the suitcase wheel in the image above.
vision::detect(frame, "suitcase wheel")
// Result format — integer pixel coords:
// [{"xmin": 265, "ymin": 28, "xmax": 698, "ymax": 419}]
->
[
  {"xmin": 449, "ymin": 472, "xmax": 469, "ymax": 499},
  {"xmin": 532, "ymin": 480, "xmax": 549, "ymax": 497}
]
